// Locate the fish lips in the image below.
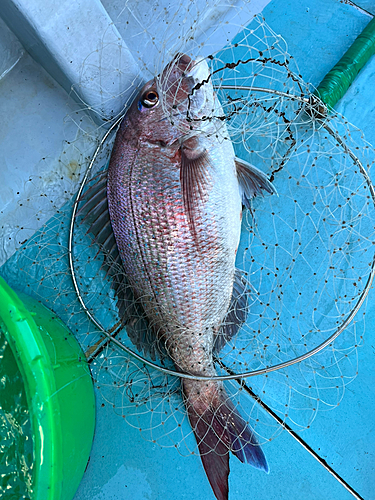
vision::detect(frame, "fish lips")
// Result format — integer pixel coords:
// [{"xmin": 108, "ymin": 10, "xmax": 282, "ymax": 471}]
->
[
  {"xmin": 186, "ymin": 56, "xmax": 210, "ymax": 87},
  {"xmin": 153, "ymin": 54, "xmax": 215, "ymax": 133},
  {"xmin": 185, "ymin": 57, "xmax": 214, "ymax": 124},
  {"xmin": 161, "ymin": 54, "xmax": 212, "ymax": 102}
]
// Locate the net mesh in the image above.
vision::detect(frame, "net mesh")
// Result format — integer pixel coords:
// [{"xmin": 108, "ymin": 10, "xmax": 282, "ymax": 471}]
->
[{"xmin": 1, "ymin": 3, "xmax": 374, "ymax": 456}]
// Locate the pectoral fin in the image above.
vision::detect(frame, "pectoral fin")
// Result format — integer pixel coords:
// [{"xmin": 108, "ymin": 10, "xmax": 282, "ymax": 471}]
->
[
  {"xmin": 180, "ymin": 137, "xmax": 212, "ymax": 244},
  {"xmin": 235, "ymin": 157, "xmax": 276, "ymax": 209}
]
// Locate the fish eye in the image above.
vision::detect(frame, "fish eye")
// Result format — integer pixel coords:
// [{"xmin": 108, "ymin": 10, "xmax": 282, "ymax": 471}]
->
[{"xmin": 141, "ymin": 90, "xmax": 159, "ymax": 108}]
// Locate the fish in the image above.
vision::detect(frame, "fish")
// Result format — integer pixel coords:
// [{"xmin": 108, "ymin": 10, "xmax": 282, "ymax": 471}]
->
[{"xmin": 79, "ymin": 53, "xmax": 275, "ymax": 500}]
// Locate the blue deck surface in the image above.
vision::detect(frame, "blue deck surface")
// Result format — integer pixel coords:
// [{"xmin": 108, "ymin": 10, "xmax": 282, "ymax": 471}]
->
[
  {"xmin": 1, "ymin": 1, "xmax": 375, "ymax": 499},
  {"xmin": 75, "ymin": 1, "xmax": 375, "ymax": 497}
]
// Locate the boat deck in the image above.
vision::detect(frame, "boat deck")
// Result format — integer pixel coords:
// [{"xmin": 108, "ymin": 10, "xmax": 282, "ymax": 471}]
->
[{"xmin": 0, "ymin": 1, "xmax": 374, "ymax": 499}]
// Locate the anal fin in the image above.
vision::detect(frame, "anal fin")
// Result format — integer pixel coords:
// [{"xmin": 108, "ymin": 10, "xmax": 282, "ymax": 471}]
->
[{"xmin": 214, "ymin": 269, "xmax": 251, "ymax": 353}]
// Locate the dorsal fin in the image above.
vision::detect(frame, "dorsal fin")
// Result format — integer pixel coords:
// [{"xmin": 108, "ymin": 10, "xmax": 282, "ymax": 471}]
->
[
  {"xmin": 76, "ymin": 169, "xmax": 162, "ymax": 361},
  {"xmin": 235, "ymin": 157, "xmax": 276, "ymax": 209},
  {"xmin": 214, "ymin": 269, "xmax": 251, "ymax": 353}
]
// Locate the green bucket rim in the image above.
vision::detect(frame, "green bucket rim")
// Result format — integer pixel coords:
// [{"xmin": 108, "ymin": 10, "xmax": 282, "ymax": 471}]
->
[{"xmin": 0, "ymin": 276, "xmax": 95, "ymax": 500}]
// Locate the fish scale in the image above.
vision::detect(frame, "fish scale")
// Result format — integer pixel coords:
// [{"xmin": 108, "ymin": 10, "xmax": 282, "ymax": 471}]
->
[{"xmin": 109, "ymin": 140, "xmax": 237, "ymax": 342}]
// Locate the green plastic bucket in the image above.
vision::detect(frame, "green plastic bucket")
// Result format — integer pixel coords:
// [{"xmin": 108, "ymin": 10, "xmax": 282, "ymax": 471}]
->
[{"xmin": 0, "ymin": 276, "xmax": 95, "ymax": 500}]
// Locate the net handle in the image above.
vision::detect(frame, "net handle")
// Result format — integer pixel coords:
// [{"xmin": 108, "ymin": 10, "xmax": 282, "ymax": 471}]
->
[{"xmin": 314, "ymin": 17, "xmax": 375, "ymax": 110}]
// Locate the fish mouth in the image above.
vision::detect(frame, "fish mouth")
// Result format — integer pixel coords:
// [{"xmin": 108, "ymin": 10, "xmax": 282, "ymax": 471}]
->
[
  {"xmin": 157, "ymin": 53, "xmax": 214, "ymax": 126},
  {"xmin": 169, "ymin": 53, "xmax": 211, "ymax": 87},
  {"xmin": 185, "ymin": 57, "xmax": 210, "ymax": 87},
  {"xmin": 174, "ymin": 53, "xmax": 193, "ymax": 72},
  {"xmin": 185, "ymin": 57, "xmax": 213, "ymax": 120}
]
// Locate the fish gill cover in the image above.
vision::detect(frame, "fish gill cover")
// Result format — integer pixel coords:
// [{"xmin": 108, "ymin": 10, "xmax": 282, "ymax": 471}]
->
[{"xmin": 0, "ymin": 0, "xmax": 374, "ymax": 497}]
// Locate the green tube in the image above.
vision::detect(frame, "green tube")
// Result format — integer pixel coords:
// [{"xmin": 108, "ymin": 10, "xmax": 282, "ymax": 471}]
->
[{"xmin": 315, "ymin": 17, "xmax": 375, "ymax": 110}]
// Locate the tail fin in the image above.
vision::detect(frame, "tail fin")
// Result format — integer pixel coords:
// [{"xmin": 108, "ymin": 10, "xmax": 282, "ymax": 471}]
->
[{"xmin": 184, "ymin": 381, "xmax": 268, "ymax": 500}]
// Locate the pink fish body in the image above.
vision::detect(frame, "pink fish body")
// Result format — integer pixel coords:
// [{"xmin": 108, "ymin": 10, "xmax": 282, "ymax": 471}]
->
[{"xmin": 105, "ymin": 54, "xmax": 274, "ymax": 500}]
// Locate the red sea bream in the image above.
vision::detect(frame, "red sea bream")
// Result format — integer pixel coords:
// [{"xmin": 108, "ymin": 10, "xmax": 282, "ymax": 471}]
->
[{"xmin": 91, "ymin": 53, "xmax": 275, "ymax": 500}]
